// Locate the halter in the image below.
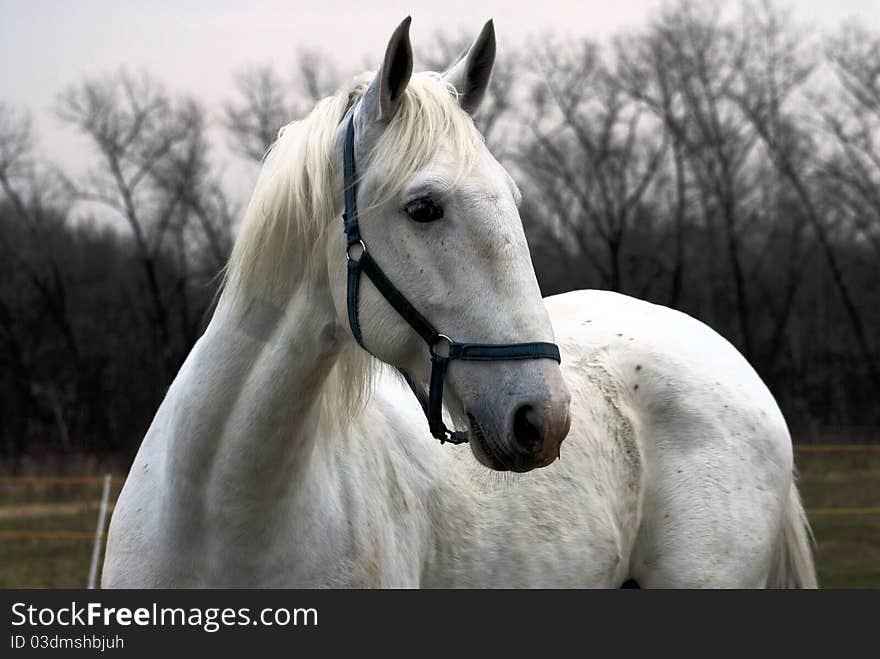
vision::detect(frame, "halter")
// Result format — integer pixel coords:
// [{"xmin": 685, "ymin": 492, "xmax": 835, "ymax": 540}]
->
[{"xmin": 341, "ymin": 115, "xmax": 561, "ymax": 444}]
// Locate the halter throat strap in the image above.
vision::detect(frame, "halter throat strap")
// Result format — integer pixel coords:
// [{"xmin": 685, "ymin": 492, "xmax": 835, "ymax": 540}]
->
[{"xmin": 341, "ymin": 115, "xmax": 561, "ymax": 444}]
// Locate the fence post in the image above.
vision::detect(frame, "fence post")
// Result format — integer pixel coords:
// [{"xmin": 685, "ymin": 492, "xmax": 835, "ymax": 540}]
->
[{"xmin": 87, "ymin": 474, "xmax": 112, "ymax": 589}]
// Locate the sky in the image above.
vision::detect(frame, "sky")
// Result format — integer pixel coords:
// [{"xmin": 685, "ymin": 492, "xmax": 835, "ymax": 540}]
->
[{"xmin": 2, "ymin": 0, "xmax": 879, "ymax": 188}]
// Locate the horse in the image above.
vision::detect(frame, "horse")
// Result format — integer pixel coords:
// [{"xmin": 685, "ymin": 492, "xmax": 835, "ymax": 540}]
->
[{"xmin": 102, "ymin": 18, "xmax": 817, "ymax": 588}]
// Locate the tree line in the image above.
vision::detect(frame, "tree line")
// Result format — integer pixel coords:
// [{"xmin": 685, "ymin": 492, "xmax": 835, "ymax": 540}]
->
[{"xmin": 1, "ymin": 0, "xmax": 878, "ymax": 461}]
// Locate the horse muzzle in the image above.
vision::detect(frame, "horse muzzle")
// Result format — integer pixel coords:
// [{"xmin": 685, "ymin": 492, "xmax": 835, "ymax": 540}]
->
[{"xmin": 459, "ymin": 360, "xmax": 571, "ymax": 472}]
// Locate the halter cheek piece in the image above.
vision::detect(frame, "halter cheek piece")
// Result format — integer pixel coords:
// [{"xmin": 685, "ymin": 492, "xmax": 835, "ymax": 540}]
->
[{"xmin": 341, "ymin": 116, "xmax": 561, "ymax": 444}]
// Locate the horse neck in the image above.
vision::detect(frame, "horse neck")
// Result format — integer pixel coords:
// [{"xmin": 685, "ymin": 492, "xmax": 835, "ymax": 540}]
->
[{"xmin": 164, "ymin": 264, "xmax": 343, "ymax": 504}]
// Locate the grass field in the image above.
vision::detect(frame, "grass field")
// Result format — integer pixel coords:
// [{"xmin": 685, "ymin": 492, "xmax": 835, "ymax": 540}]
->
[
  {"xmin": 796, "ymin": 451, "xmax": 880, "ymax": 588},
  {"xmin": 0, "ymin": 451, "xmax": 877, "ymax": 588},
  {"xmin": 0, "ymin": 479, "xmax": 121, "ymax": 589}
]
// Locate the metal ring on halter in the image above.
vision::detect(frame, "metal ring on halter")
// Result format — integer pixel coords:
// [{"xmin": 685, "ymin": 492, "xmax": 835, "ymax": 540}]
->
[
  {"xmin": 346, "ymin": 240, "xmax": 367, "ymax": 263},
  {"xmin": 430, "ymin": 334, "xmax": 453, "ymax": 358}
]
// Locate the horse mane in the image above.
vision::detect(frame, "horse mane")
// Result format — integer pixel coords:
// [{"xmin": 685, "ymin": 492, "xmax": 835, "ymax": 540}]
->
[{"xmin": 221, "ymin": 71, "xmax": 485, "ymax": 429}]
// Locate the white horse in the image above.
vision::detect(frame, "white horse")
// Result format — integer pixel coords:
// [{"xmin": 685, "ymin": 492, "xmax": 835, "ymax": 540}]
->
[{"xmin": 103, "ymin": 19, "xmax": 816, "ymax": 588}]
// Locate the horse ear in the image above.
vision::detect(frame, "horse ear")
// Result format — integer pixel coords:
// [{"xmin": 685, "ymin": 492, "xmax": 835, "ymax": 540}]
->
[
  {"xmin": 361, "ymin": 17, "xmax": 413, "ymax": 123},
  {"xmin": 443, "ymin": 20, "xmax": 496, "ymax": 115}
]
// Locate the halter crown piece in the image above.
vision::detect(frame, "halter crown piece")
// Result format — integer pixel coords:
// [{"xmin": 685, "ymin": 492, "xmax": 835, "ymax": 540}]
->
[{"xmin": 341, "ymin": 116, "xmax": 561, "ymax": 444}]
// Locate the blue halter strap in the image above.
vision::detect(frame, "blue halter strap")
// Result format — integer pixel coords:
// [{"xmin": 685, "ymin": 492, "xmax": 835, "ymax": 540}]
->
[{"xmin": 341, "ymin": 115, "xmax": 561, "ymax": 444}]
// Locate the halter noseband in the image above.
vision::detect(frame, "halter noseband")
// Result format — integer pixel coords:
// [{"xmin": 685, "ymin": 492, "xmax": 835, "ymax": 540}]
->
[{"xmin": 341, "ymin": 115, "xmax": 561, "ymax": 444}]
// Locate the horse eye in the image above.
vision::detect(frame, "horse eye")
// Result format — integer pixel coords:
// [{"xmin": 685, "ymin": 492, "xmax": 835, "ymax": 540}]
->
[{"xmin": 404, "ymin": 198, "xmax": 444, "ymax": 223}]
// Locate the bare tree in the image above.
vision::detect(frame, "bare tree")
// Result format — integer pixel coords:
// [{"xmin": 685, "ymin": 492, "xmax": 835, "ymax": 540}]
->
[
  {"xmin": 727, "ymin": 5, "xmax": 880, "ymax": 387},
  {"xmin": 616, "ymin": 1, "xmax": 763, "ymax": 359},
  {"xmin": 0, "ymin": 104, "xmax": 82, "ymax": 450},
  {"xmin": 294, "ymin": 49, "xmax": 341, "ymax": 106},
  {"xmin": 224, "ymin": 51, "xmax": 342, "ymax": 163},
  {"xmin": 820, "ymin": 24, "xmax": 880, "ymax": 258},
  {"xmin": 520, "ymin": 39, "xmax": 667, "ymax": 294},
  {"xmin": 223, "ymin": 66, "xmax": 292, "ymax": 162},
  {"xmin": 57, "ymin": 71, "xmax": 231, "ymax": 374}
]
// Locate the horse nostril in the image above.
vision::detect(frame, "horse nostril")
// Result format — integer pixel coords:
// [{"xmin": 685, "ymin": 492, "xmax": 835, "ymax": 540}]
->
[{"xmin": 512, "ymin": 404, "xmax": 543, "ymax": 451}]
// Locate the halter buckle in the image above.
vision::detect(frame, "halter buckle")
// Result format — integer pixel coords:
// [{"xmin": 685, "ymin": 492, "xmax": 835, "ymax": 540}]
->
[
  {"xmin": 430, "ymin": 334, "xmax": 453, "ymax": 358},
  {"xmin": 442, "ymin": 428, "xmax": 469, "ymax": 445},
  {"xmin": 346, "ymin": 240, "xmax": 366, "ymax": 263}
]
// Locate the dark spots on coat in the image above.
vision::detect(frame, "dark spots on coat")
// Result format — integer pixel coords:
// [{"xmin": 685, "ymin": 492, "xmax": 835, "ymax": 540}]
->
[
  {"xmin": 635, "ymin": 364, "xmax": 642, "ymax": 371},
  {"xmin": 633, "ymin": 384, "xmax": 639, "ymax": 391},
  {"xmin": 616, "ymin": 333, "xmax": 623, "ymax": 337}
]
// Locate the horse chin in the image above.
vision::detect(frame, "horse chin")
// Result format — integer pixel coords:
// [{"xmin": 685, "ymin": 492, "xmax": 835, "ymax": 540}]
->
[{"xmin": 466, "ymin": 412, "xmax": 507, "ymax": 471}]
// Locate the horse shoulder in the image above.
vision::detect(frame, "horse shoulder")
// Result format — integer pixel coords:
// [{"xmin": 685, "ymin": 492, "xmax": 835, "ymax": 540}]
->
[
  {"xmin": 545, "ymin": 289, "xmax": 790, "ymax": 457},
  {"xmin": 545, "ymin": 289, "xmax": 794, "ymax": 586}
]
